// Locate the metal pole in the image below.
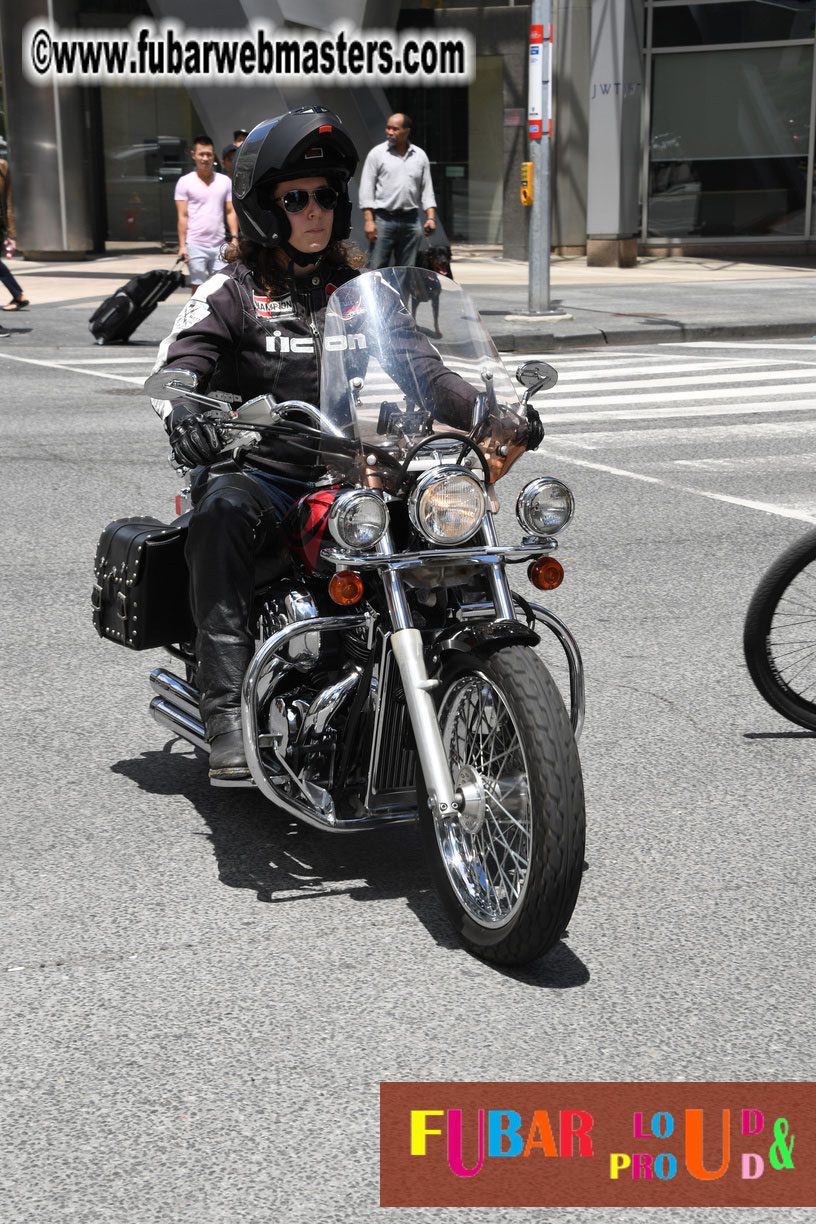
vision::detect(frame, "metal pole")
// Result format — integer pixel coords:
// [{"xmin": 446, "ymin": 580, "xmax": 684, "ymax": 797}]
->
[{"xmin": 528, "ymin": 0, "xmax": 552, "ymax": 314}]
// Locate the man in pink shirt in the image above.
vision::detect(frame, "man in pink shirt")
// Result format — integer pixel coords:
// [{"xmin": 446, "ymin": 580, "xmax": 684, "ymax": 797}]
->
[{"xmin": 175, "ymin": 134, "xmax": 238, "ymax": 294}]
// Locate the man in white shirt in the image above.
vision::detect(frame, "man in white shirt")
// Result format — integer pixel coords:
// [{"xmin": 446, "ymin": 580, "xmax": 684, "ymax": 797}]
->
[
  {"xmin": 358, "ymin": 113, "xmax": 436, "ymax": 268},
  {"xmin": 175, "ymin": 135, "xmax": 238, "ymax": 294}
]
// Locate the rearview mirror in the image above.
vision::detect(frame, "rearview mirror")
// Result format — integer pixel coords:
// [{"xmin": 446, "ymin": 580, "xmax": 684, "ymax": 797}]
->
[
  {"xmin": 515, "ymin": 360, "xmax": 559, "ymax": 396},
  {"xmin": 143, "ymin": 367, "xmax": 228, "ymax": 413},
  {"xmin": 143, "ymin": 367, "xmax": 198, "ymax": 400}
]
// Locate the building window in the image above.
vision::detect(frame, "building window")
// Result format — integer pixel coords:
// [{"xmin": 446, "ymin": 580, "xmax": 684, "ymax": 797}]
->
[
  {"xmin": 652, "ymin": 1, "xmax": 816, "ymax": 48},
  {"xmin": 647, "ymin": 35, "xmax": 813, "ymax": 238}
]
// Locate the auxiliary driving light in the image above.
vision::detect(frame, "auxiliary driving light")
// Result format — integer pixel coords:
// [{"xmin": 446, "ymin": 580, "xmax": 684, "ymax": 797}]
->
[
  {"xmin": 408, "ymin": 467, "xmax": 487, "ymax": 545},
  {"xmin": 328, "ymin": 489, "xmax": 388, "ymax": 550},
  {"xmin": 516, "ymin": 478, "xmax": 574, "ymax": 536},
  {"xmin": 529, "ymin": 556, "xmax": 564, "ymax": 590},
  {"xmin": 329, "ymin": 570, "xmax": 364, "ymax": 605}
]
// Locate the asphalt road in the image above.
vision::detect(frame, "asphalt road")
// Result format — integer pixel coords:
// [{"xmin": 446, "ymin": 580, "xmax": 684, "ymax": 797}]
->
[{"xmin": 1, "ymin": 302, "xmax": 815, "ymax": 1223}]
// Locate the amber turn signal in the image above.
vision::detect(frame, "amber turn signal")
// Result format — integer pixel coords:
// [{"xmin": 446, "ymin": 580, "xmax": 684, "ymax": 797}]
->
[
  {"xmin": 529, "ymin": 556, "xmax": 564, "ymax": 590},
  {"xmin": 329, "ymin": 570, "xmax": 364, "ymax": 605}
]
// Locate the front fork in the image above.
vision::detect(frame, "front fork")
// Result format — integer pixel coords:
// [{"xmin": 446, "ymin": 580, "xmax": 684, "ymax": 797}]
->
[{"xmin": 378, "ymin": 524, "xmax": 518, "ymax": 818}]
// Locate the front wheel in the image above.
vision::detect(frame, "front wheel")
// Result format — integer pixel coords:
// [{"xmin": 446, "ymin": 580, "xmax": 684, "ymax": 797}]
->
[
  {"xmin": 743, "ymin": 528, "xmax": 816, "ymax": 730},
  {"xmin": 418, "ymin": 645, "xmax": 586, "ymax": 966}
]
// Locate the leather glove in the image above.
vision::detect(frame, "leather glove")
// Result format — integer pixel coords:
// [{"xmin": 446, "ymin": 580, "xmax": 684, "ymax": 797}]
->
[
  {"xmin": 168, "ymin": 412, "xmax": 227, "ymax": 468},
  {"xmin": 524, "ymin": 404, "xmax": 544, "ymax": 452}
]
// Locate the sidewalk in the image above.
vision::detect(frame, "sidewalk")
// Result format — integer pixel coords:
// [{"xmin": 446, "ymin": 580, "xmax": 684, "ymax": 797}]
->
[{"xmin": 4, "ymin": 243, "xmax": 816, "ymax": 352}]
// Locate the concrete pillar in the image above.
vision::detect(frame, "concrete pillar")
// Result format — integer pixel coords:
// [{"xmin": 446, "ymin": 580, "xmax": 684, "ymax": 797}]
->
[
  {"xmin": 0, "ymin": 0, "xmax": 96, "ymax": 256},
  {"xmin": 552, "ymin": 0, "xmax": 591, "ymax": 253},
  {"xmin": 585, "ymin": 0, "xmax": 644, "ymax": 266}
]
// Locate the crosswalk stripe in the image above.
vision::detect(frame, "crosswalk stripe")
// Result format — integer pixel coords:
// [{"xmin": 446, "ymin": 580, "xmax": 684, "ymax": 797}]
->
[
  {"xmin": 542, "ymin": 419, "xmax": 816, "ymax": 449},
  {"xmin": 677, "ymin": 340, "xmax": 816, "ymax": 351},
  {"xmin": 537, "ymin": 382, "xmax": 816, "ymax": 409},
  {"xmin": 540, "ymin": 399, "xmax": 816, "ymax": 424},
  {"xmin": 671, "ymin": 453, "xmax": 816, "ymax": 471},
  {"xmin": 544, "ymin": 360, "xmax": 816, "ymax": 381},
  {"xmin": 540, "ymin": 368, "xmax": 816, "ymax": 394}
]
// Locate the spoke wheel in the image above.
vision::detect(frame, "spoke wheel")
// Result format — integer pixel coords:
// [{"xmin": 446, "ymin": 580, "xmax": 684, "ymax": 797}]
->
[
  {"xmin": 418, "ymin": 645, "xmax": 585, "ymax": 965},
  {"xmin": 437, "ymin": 674, "xmax": 533, "ymax": 926},
  {"xmin": 744, "ymin": 528, "xmax": 816, "ymax": 731}
]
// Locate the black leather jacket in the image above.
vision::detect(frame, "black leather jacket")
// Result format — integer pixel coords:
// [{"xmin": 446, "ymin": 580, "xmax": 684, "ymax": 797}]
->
[
  {"xmin": 151, "ymin": 258, "xmax": 477, "ymax": 478},
  {"xmin": 151, "ymin": 259, "xmax": 361, "ymax": 475}
]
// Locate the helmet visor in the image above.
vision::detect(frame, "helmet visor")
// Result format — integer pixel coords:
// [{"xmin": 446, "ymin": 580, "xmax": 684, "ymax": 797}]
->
[{"xmin": 231, "ymin": 122, "xmax": 277, "ymax": 199}]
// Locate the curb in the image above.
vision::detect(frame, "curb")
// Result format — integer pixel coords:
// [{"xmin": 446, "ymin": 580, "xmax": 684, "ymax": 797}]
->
[{"xmin": 485, "ymin": 319, "xmax": 816, "ymax": 353}]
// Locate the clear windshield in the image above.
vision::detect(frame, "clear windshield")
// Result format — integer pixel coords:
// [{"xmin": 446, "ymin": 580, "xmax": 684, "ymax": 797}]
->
[{"xmin": 319, "ymin": 268, "xmax": 529, "ymax": 491}]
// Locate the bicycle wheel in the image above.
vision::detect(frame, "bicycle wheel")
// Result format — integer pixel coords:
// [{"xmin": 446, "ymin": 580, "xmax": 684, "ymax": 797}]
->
[{"xmin": 743, "ymin": 528, "xmax": 816, "ymax": 730}]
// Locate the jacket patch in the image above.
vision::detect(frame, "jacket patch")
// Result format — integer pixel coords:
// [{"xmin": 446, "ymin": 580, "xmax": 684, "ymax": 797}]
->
[
  {"xmin": 253, "ymin": 294, "xmax": 294, "ymax": 319},
  {"xmin": 175, "ymin": 297, "xmax": 212, "ymax": 331},
  {"xmin": 265, "ymin": 332, "xmax": 367, "ymax": 354}
]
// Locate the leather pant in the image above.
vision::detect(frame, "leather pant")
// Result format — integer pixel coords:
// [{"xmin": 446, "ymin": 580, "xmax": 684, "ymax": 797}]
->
[{"xmin": 185, "ymin": 462, "xmax": 301, "ymax": 739}]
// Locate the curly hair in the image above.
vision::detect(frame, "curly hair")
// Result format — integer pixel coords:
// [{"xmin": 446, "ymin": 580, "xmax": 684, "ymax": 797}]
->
[{"xmin": 223, "ymin": 236, "xmax": 366, "ymax": 294}]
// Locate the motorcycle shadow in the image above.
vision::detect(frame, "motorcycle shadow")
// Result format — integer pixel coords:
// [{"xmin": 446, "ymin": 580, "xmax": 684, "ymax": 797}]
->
[{"xmin": 112, "ymin": 741, "xmax": 589, "ymax": 985}]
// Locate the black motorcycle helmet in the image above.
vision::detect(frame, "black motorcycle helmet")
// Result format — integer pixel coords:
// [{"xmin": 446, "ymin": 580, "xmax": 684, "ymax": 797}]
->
[{"xmin": 231, "ymin": 106, "xmax": 359, "ymax": 264}]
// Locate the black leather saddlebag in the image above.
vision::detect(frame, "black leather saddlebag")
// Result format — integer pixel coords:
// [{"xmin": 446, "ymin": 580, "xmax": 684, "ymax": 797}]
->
[{"xmin": 92, "ymin": 515, "xmax": 195, "ymax": 650}]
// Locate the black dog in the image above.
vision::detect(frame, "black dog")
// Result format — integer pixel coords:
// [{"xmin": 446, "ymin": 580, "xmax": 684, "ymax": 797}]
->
[{"xmin": 409, "ymin": 244, "xmax": 454, "ymax": 336}]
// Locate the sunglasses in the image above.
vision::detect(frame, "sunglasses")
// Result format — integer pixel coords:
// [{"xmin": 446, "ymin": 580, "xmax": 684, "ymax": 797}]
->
[{"xmin": 271, "ymin": 186, "xmax": 338, "ymax": 214}]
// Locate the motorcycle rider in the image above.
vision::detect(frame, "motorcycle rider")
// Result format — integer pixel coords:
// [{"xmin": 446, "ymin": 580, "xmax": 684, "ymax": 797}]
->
[
  {"xmin": 148, "ymin": 106, "xmax": 542, "ymax": 783},
  {"xmin": 148, "ymin": 108, "xmax": 473, "ymax": 780}
]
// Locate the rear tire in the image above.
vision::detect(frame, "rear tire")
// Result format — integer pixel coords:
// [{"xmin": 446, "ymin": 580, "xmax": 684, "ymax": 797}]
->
[
  {"xmin": 743, "ymin": 528, "xmax": 816, "ymax": 731},
  {"xmin": 418, "ymin": 645, "xmax": 585, "ymax": 966}
]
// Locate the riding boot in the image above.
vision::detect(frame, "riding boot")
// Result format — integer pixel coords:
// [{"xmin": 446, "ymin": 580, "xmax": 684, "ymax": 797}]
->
[
  {"xmin": 185, "ymin": 465, "xmax": 289, "ymax": 776},
  {"xmin": 208, "ymin": 728, "xmax": 249, "ymax": 778}
]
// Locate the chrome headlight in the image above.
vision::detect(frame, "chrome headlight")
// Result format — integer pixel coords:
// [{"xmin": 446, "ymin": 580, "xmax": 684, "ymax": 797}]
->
[
  {"xmin": 409, "ymin": 467, "xmax": 487, "ymax": 545},
  {"xmin": 516, "ymin": 477, "xmax": 574, "ymax": 536},
  {"xmin": 328, "ymin": 489, "xmax": 388, "ymax": 549}
]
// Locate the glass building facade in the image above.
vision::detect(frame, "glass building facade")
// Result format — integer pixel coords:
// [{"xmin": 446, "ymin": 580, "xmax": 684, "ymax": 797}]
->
[
  {"xmin": 5, "ymin": 0, "xmax": 816, "ymax": 257},
  {"xmin": 644, "ymin": 0, "xmax": 816, "ymax": 243}
]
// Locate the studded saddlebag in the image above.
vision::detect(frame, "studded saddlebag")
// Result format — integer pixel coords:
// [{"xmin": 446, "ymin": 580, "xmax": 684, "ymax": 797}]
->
[{"xmin": 92, "ymin": 515, "xmax": 195, "ymax": 650}]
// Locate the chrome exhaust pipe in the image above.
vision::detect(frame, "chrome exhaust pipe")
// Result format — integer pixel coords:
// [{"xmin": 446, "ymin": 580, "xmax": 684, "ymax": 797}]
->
[
  {"xmin": 149, "ymin": 668, "xmax": 201, "ymax": 720},
  {"xmin": 149, "ymin": 667, "xmax": 208, "ymax": 755},
  {"xmin": 149, "ymin": 696, "xmax": 208, "ymax": 752}
]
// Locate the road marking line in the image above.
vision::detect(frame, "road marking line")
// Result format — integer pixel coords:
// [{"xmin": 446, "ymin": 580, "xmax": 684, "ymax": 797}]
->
[
  {"xmin": 511, "ymin": 351, "xmax": 696, "ymax": 366},
  {"xmin": 542, "ymin": 400, "xmax": 816, "ymax": 425},
  {"xmin": 0, "ymin": 352, "xmax": 144, "ymax": 384},
  {"xmin": 545, "ymin": 419, "xmax": 816, "ymax": 448},
  {"xmin": 549, "ymin": 361, "xmax": 814, "ymax": 381},
  {"xmin": 541, "ymin": 383, "xmax": 816, "ymax": 408},
  {"xmin": 50, "ymin": 357, "xmax": 155, "ymax": 366},
  {"xmin": 678, "ymin": 341, "xmax": 816, "ymax": 351},
  {"xmin": 544, "ymin": 368, "xmax": 816, "ymax": 393},
  {"xmin": 541, "ymin": 451, "xmax": 816, "ymax": 523},
  {"xmin": 672, "ymin": 453, "xmax": 816, "ymax": 471}
]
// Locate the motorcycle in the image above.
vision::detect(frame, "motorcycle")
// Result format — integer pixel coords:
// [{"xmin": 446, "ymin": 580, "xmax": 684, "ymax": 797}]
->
[{"xmin": 97, "ymin": 268, "xmax": 586, "ymax": 965}]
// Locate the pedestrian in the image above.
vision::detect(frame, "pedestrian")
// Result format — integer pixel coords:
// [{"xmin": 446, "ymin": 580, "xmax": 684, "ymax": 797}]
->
[
  {"xmin": 359, "ymin": 113, "xmax": 436, "ymax": 269},
  {"xmin": 221, "ymin": 142, "xmax": 239, "ymax": 178},
  {"xmin": 147, "ymin": 106, "xmax": 486, "ymax": 781},
  {"xmin": 233, "ymin": 129, "xmax": 248, "ymax": 146},
  {"xmin": 0, "ymin": 155, "xmax": 29, "ymax": 315},
  {"xmin": 175, "ymin": 134, "xmax": 239, "ymax": 295}
]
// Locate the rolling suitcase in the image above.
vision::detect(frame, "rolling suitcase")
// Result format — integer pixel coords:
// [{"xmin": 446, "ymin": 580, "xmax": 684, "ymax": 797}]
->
[{"xmin": 89, "ymin": 259, "xmax": 186, "ymax": 345}]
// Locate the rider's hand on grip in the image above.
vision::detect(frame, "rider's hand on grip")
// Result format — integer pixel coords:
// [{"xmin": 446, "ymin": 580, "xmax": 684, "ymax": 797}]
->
[
  {"xmin": 169, "ymin": 412, "xmax": 227, "ymax": 469},
  {"xmin": 524, "ymin": 405, "xmax": 544, "ymax": 452}
]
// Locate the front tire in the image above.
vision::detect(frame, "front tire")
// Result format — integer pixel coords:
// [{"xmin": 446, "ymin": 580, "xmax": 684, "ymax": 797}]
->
[
  {"xmin": 743, "ymin": 528, "xmax": 816, "ymax": 731},
  {"xmin": 418, "ymin": 645, "xmax": 585, "ymax": 966}
]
